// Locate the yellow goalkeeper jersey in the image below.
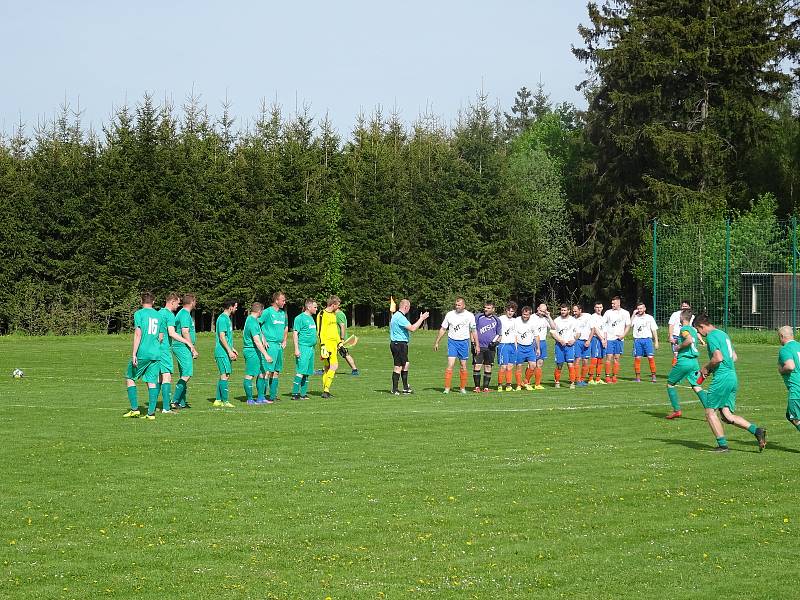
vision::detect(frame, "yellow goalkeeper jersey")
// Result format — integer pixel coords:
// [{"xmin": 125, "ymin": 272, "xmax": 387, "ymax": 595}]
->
[{"xmin": 316, "ymin": 309, "xmax": 341, "ymax": 345}]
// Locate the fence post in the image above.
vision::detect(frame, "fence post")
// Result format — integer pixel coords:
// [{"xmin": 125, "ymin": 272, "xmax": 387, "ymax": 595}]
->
[
  {"xmin": 652, "ymin": 218, "xmax": 658, "ymax": 322},
  {"xmin": 793, "ymin": 215, "xmax": 798, "ymax": 331},
  {"xmin": 724, "ymin": 217, "xmax": 731, "ymax": 330}
]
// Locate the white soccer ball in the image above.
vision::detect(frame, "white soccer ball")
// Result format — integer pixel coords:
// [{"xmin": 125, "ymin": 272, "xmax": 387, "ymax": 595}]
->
[{"xmin": 12, "ymin": 368, "xmax": 24, "ymax": 379}]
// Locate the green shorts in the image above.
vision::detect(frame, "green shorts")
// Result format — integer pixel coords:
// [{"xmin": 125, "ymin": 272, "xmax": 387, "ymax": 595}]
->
[
  {"xmin": 215, "ymin": 354, "xmax": 232, "ymax": 375},
  {"xmin": 173, "ymin": 346, "xmax": 194, "ymax": 378},
  {"xmin": 243, "ymin": 348, "xmax": 266, "ymax": 377},
  {"xmin": 787, "ymin": 396, "xmax": 800, "ymax": 421},
  {"xmin": 159, "ymin": 348, "xmax": 174, "ymax": 374},
  {"xmin": 295, "ymin": 345, "xmax": 315, "ymax": 376},
  {"xmin": 264, "ymin": 342, "xmax": 284, "ymax": 373},
  {"xmin": 667, "ymin": 358, "xmax": 701, "ymax": 386},
  {"xmin": 126, "ymin": 358, "xmax": 160, "ymax": 384},
  {"xmin": 703, "ymin": 376, "xmax": 738, "ymax": 411}
]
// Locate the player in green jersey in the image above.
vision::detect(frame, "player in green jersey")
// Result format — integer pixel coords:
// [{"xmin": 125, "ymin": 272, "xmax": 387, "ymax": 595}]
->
[
  {"xmin": 291, "ymin": 298, "xmax": 319, "ymax": 400},
  {"xmin": 157, "ymin": 292, "xmax": 190, "ymax": 415},
  {"xmin": 665, "ymin": 309, "xmax": 709, "ymax": 419},
  {"xmin": 335, "ymin": 307, "xmax": 359, "ymax": 375},
  {"xmin": 171, "ymin": 293, "xmax": 200, "ymax": 409},
  {"xmin": 259, "ymin": 292, "xmax": 288, "ymax": 403},
  {"xmin": 213, "ymin": 299, "xmax": 239, "ymax": 408},
  {"xmin": 124, "ymin": 292, "xmax": 162, "ymax": 419},
  {"xmin": 695, "ymin": 315, "xmax": 766, "ymax": 452},
  {"xmin": 242, "ymin": 302, "xmax": 272, "ymax": 404},
  {"xmin": 778, "ymin": 325, "xmax": 800, "ymax": 433}
]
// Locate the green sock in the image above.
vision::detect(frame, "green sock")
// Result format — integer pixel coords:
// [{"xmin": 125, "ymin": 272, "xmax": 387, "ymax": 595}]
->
[
  {"xmin": 126, "ymin": 385, "xmax": 138, "ymax": 410},
  {"xmin": 216, "ymin": 380, "xmax": 223, "ymax": 401},
  {"xmin": 667, "ymin": 387, "xmax": 680, "ymax": 411},
  {"xmin": 161, "ymin": 382, "xmax": 172, "ymax": 409},
  {"xmin": 291, "ymin": 375, "xmax": 302, "ymax": 394},
  {"xmin": 716, "ymin": 436, "xmax": 728, "ymax": 447},
  {"xmin": 244, "ymin": 378, "xmax": 254, "ymax": 401},
  {"xmin": 269, "ymin": 376, "xmax": 279, "ymax": 399},
  {"xmin": 220, "ymin": 380, "xmax": 229, "ymax": 402},
  {"xmin": 256, "ymin": 377, "xmax": 267, "ymax": 399},
  {"xmin": 748, "ymin": 424, "xmax": 757, "ymax": 435},
  {"xmin": 147, "ymin": 385, "xmax": 159, "ymax": 415},
  {"xmin": 795, "ymin": 424, "xmax": 800, "ymax": 432},
  {"xmin": 175, "ymin": 379, "xmax": 187, "ymax": 406},
  {"xmin": 300, "ymin": 376, "xmax": 309, "ymax": 396}
]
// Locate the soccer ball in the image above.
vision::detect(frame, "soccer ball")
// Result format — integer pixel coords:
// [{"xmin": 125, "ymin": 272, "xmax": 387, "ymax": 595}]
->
[{"xmin": 12, "ymin": 369, "xmax": 23, "ymax": 379}]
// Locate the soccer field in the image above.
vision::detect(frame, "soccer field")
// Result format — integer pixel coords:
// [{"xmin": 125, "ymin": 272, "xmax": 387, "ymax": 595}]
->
[{"xmin": 1, "ymin": 330, "xmax": 797, "ymax": 599}]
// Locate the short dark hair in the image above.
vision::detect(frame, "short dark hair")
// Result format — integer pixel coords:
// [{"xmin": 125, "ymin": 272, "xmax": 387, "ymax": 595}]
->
[
  {"xmin": 680, "ymin": 309, "xmax": 693, "ymax": 323},
  {"xmin": 141, "ymin": 291, "xmax": 155, "ymax": 304},
  {"xmin": 521, "ymin": 305, "xmax": 533, "ymax": 313},
  {"xmin": 183, "ymin": 293, "xmax": 196, "ymax": 305},
  {"xmin": 636, "ymin": 301, "xmax": 646, "ymax": 307},
  {"xmin": 251, "ymin": 302, "xmax": 264, "ymax": 313},
  {"xmin": 483, "ymin": 300, "xmax": 494, "ymax": 307},
  {"xmin": 304, "ymin": 298, "xmax": 317, "ymax": 309},
  {"xmin": 612, "ymin": 295, "xmax": 621, "ymax": 302},
  {"xmin": 694, "ymin": 313, "xmax": 711, "ymax": 328},
  {"xmin": 506, "ymin": 301, "xmax": 518, "ymax": 311},
  {"xmin": 681, "ymin": 299, "xmax": 691, "ymax": 307},
  {"xmin": 560, "ymin": 303, "xmax": 570, "ymax": 309},
  {"xmin": 594, "ymin": 300, "xmax": 603, "ymax": 306},
  {"xmin": 222, "ymin": 299, "xmax": 237, "ymax": 310}
]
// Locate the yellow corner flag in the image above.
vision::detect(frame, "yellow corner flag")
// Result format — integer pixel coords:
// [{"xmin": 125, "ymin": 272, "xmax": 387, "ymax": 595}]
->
[{"xmin": 389, "ymin": 296, "xmax": 397, "ymax": 313}]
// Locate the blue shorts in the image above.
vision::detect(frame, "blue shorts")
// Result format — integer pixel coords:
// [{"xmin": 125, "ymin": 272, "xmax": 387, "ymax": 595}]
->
[
  {"xmin": 554, "ymin": 343, "xmax": 575, "ymax": 364},
  {"xmin": 497, "ymin": 343, "xmax": 517, "ymax": 366},
  {"xmin": 536, "ymin": 340, "xmax": 548, "ymax": 361},
  {"xmin": 633, "ymin": 338, "xmax": 655, "ymax": 357},
  {"xmin": 447, "ymin": 338, "xmax": 469, "ymax": 360},
  {"xmin": 575, "ymin": 339, "xmax": 591, "ymax": 360},
  {"xmin": 606, "ymin": 339, "xmax": 624, "ymax": 356},
  {"xmin": 516, "ymin": 344, "xmax": 537, "ymax": 364},
  {"xmin": 589, "ymin": 336, "xmax": 606, "ymax": 359}
]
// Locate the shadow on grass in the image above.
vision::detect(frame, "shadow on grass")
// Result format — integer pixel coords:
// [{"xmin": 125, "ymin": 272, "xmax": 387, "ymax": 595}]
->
[
  {"xmin": 646, "ymin": 437, "xmax": 730, "ymax": 452},
  {"xmin": 729, "ymin": 438, "xmax": 800, "ymax": 454},
  {"xmin": 640, "ymin": 409, "xmax": 704, "ymax": 422}
]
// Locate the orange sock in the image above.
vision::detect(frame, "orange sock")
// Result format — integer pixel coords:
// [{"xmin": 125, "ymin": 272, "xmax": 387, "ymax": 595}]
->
[
  {"xmin": 459, "ymin": 369, "xmax": 468, "ymax": 389},
  {"xmin": 613, "ymin": 362, "xmax": 620, "ymax": 376},
  {"xmin": 648, "ymin": 357, "xmax": 656, "ymax": 374},
  {"xmin": 554, "ymin": 368, "xmax": 561, "ymax": 383},
  {"xmin": 444, "ymin": 368, "xmax": 453, "ymax": 389},
  {"xmin": 634, "ymin": 357, "xmax": 641, "ymax": 375},
  {"xmin": 605, "ymin": 361, "xmax": 612, "ymax": 380},
  {"xmin": 568, "ymin": 365, "xmax": 576, "ymax": 383},
  {"xmin": 525, "ymin": 367, "xmax": 534, "ymax": 384},
  {"xmin": 671, "ymin": 356, "xmax": 677, "ymax": 366},
  {"xmin": 515, "ymin": 370, "xmax": 522, "ymax": 386},
  {"xmin": 582, "ymin": 363, "xmax": 590, "ymax": 381},
  {"xmin": 498, "ymin": 370, "xmax": 505, "ymax": 385},
  {"xmin": 589, "ymin": 358, "xmax": 597, "ymax": 378},
  {"xmin": 535, "ymin": 367, "xmax": 542, "ymax": 386}
]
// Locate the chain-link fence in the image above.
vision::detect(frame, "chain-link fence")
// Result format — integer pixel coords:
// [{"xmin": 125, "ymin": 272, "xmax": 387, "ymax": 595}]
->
[{"xmin": 652, "ymin": 216, "xmax": 798, "ymax": 330}]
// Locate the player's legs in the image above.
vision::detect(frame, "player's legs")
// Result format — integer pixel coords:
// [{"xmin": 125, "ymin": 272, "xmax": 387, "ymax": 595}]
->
[
  {"xmin": 458, "ymin": 358, "xmax": 469, "ymax": 392},
  {"xmin": 124, "ymin": 374, "xmax": 139, "ymax": 416},
  {"xmin": 472, "ymin": 358, "xmax": 484, "ymax": 391},
  {"xmin": 321, "ymin": 344, "xmax": 339, "ymax": 396},
  {"xmin": 704, "ymin": 408, "xmax": 729, "ymax": 450},
  {"xmin": 787, "ymin": 398, "xmax": 800, "ymax": 432},
  {"xmin": 444, "ymin": 355, "xmax": 457, "ymax": 391},
  {"xmin": 719, "ymin": 407, "xmax": 765, "ymax": 449},
  {"xmin": 345, "ymin": 352, "xmax": 358, "ymax": 374}
]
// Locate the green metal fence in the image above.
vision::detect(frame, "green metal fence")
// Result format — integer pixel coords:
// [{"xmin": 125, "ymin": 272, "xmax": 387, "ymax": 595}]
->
[{"xmin": 652, "ymin": 216, "xmax": 798, "ymax": 330}]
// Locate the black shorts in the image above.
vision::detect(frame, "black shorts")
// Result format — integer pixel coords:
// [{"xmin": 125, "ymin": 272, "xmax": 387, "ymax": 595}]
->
[
  {"xmin": 390, "ymin": 341, "xmax": 409, "ymax": 367},
  {"xmin": 472, "ymin": 347, "xmax": 496, "ymax": 366}
]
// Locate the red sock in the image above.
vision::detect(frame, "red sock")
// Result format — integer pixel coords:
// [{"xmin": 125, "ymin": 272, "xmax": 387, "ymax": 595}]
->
[
  {"xmin": 459, "ymin": 369, "xmax": 468, "ymax": 389},
  {"xmin": 444, "ymin": 368, "xmax": 453, "ymax": 389},
  {"xmin": 525, "ymin": 367, "xmax": 534, "ymax": 384},
  {"xmin": 634, "ymin": 357, "xmax": 641, "ymax": 375},
  {"xmin": 568, "ymin": 365, "xmax": 576, "ymax": 383},
  {"xmin": 515, "ymin": 370, "xmax": 522, "ymax": 386},
  {"xmin": 613, "ymin": 362, "xmax": 620, "ymax": 377},
  {"xmin": 648, "ymin": 357, "xmax": 656, "ymax": 374},
  {"xmin": 671, "ymin": 356, "xmax": 677, "ymax": 366},
  {"xmin": 535, "ymin": 367, "xmax": 542, "ymax": 386},
  {"xmin": 554, "ymin": 368, "xmax": 561, "ymax": 383}
]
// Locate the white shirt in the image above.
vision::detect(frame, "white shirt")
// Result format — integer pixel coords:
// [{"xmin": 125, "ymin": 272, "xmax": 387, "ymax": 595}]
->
[
  {"xmin": 530, "ymin": 314, "xmax": 551, "ymax": 342},
  {"xmin": 604, "ymin": 308, "xmax": 631, "ymax": 339},
  {"xmin": 514, "ymin": 316, "xmax": 538, "ymax": 346},
  {"xmin": 440, "ymin": 310, "xmax": 476, "ymax": 341},
  {"xmin": 498, "ymin": 314, "xmax": 517, "ymax": 344},
  {"xmin": 632, "ymin": 313, "xmax": 658, "ymax": 339},
  {"xmin": 552, "ymin": 315, "xmax": 577, "ymax": 344},
  {"xmin": 573, "ymin": 313, "xmax": 592, "ymax": 340},
  {"xmin": 668, "ymin": 310, "xmax": 694, "ymax": 338},
  {"xmin": 588, "ymin": 312, "xmax": 606, "ymax": 339}
]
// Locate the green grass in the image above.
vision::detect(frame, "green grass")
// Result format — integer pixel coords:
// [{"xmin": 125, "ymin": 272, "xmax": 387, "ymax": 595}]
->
[{"xmin": 1, "ymin": 329, "xmax": 798, "ymax": 599}]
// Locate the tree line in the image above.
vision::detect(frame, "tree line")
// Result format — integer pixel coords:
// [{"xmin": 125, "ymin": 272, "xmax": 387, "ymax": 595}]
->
[{"xmin": 1, "ymin": 0, "xmax": 798, "ymax": 334}]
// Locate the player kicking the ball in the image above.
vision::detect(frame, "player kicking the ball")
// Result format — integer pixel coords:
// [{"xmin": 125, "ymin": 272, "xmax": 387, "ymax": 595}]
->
[{"xmin": 434, "ymin": 297, "xmax": 479, "ymax": 394}]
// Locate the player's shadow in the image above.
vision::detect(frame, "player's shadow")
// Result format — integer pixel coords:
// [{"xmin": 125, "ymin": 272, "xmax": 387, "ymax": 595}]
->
[
  {"xmin": 646, "ymin": 437, "xmax": 730, "ymax": 451},
  {"xmin": 640, "ymin": 409, "xmax": 703, "ymax": 422},
  {"xmin": 729, "ymin": 439, "xmax": 800, "ymax": 454}
]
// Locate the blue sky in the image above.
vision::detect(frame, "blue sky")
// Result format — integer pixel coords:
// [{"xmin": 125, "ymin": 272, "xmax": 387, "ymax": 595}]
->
[{"xmin": 1, "ymin": 0, "xmax": 590, "ymax": 136}]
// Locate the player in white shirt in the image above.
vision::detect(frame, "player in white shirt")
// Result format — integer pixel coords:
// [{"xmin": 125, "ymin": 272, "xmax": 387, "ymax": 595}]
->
[
  {"xmin": 572, "ymin": 304, "xmax": 592, "ymax": 387},
  {"xmin": 496, "ymin": 302, "xmax": 518, "ymax": 391},
  {"xmin": 667, "ymin": 300, "xmax": 704, "ymax": 365},
  {"xmin": 514, "ymin": 306, "xmax": 540, "ymax": 391},
  {"xmin": 631, "ymin": 301, "xmax": 659, "ymax": 382},
  {"xmin": 531, "ymin": 303, "xmax": 555, "ymax": 389},
  {"xmin": 587, "ymin": 301, "xmax": 608, "ymax": 384},
  {"xmin": 433, "ymin": 297, "xmax": 479, "ymax": 394},
  {"xmin": 603, "ymin": 296, "xmax": 631, "ymax": 384},
  {"xmin": 551, "ymin": 304, "xmax": 577, "ymax": 389}
]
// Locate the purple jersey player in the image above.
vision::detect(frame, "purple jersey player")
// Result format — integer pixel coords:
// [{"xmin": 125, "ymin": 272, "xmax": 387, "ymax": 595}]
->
[{"xmin": 472, "ymin": 301, "xmax": 502, "ymax": 392}]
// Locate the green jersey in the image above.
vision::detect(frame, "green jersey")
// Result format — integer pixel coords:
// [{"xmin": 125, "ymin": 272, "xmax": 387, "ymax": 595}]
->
[
  {"xmin": 335, "ymin": 309, "xmax": 347, "ymax": 337},
  {"xmin": 157, "ymin": 307, "xmax": 176, "ymax": 349},
  {"xmin": 779, "ymin": 340, "xmax": 800, "ymax": 399},
  {"xmin": 676, "ymin": 325, "xmax": 699, "ymax": 360},
  {"xmin": 259, "ymin": 306, "xmax": 287, "ymax": 343},
  {"xmin": 293, "ymin": 312, "xmax": 318, "ymax": 347},
  {"xmin": 134, "ymin": 307, "xmax": 161, "ymax": 361},
  {"xmin": 174, "ymin": 308, "xmax": 196, "ymax": 348},
  {"xmin": 215, "ymin": 313, "xmax": 234, "ymax": 357},
  {"xmin": 706, "ymin": 328, "xmax": 736, "ymax": 381},
  {"xmin": 243, "ymin": 315, "xmax": 262, "ymax": 350}
]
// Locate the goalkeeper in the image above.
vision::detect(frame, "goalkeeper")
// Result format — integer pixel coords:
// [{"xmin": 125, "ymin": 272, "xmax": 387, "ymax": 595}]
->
[
  {"xmin": 473, "ymin": 301, "xmax": 502, "ymax": 392},
  {"xmin": 316, "ymin": 295, "xmax": 342, "ymax": 399}
]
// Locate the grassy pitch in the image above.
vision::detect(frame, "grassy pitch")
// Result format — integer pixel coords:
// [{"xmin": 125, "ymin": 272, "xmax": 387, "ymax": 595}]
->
[{"xmin": 1, "ymin": 329, "xmax": 798, "ymax": 599}]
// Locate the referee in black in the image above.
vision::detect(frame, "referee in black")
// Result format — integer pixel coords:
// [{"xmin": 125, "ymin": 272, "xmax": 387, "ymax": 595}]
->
[{"xmin": 389, "ymin": 298, "xmax": 430, "ymax": 395}]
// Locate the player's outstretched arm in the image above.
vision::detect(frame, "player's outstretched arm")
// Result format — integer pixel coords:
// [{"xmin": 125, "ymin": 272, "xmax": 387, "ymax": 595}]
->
[{"xmin": 406, "ymin": 311, "xmax": 430, "ymax": 332}]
